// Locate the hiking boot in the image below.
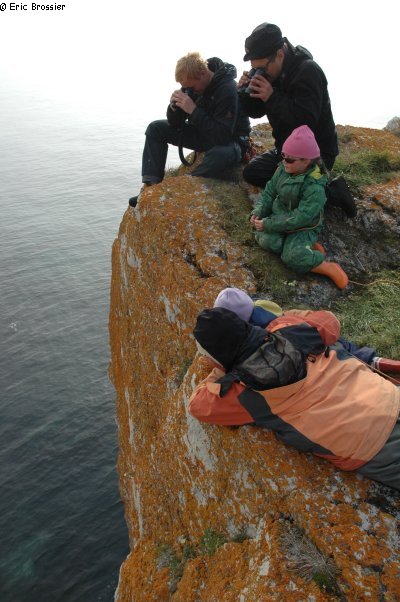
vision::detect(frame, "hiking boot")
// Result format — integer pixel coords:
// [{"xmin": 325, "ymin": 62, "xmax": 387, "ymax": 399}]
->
[
  {"xmin": 372, "ymin": 357, "xmax": 400, "ymax": 374},
  {"xmin": 311, "ymin": 261, "xmax": 349, "ymax": 289},
  {"xmin": 312, "ymin": 242, "xmax": 326, "ymax": 255},
  {"xmin": 326, "ymin": 176, "xmax": 357, "ymax": 218},
  {"xmin": 128, "ymin": 183, "xmax": 154, "ymax": 208}
]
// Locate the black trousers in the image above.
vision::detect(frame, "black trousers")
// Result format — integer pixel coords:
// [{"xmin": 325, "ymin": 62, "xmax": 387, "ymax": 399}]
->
[
  {"xmin": 142, "ymin": 119, "xmax": 241, "ymax": 183},
  {"xmin": 243, "ymin": 148, "xmax": 336, "ymax": 188}
]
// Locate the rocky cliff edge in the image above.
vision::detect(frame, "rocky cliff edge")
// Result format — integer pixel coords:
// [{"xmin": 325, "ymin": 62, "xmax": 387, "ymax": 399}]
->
[{"xmin": 109, "ymin": 127, "xmax": 400, "ymax": 601}]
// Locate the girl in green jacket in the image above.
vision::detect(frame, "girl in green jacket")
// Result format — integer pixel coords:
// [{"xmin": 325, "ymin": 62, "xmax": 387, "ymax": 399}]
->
[{"xmin": 250, "ymin": 125, "xmax": 348, "ymax": 289}]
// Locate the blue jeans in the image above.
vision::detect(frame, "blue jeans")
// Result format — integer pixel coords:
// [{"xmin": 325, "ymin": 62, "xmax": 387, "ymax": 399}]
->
[
  {"xmin": 142, "ymin": 119, "xmax": 241, "ymax": 183},
  {"xmin": 338, "ymin": 339, "xmax": 376, "ymax": 364}
]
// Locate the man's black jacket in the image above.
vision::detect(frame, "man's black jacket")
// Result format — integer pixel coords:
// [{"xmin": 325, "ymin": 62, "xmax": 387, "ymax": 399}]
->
[
  {"xmin": 240, "ymin": 42, "xmax": 338, "ymax": 159},
  {"xmin": 166, "ymin": 57, "xmax": 250, "ymax": 148}
]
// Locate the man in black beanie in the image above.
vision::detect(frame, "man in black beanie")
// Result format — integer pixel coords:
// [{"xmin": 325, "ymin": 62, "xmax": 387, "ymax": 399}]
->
[
  {"xmin": 193, "ymin": 307, "xmax": 266, "ymax": 372},
  {"xmin": 238, "ymin": 23, "xmax": 338, "ymax": 189}
]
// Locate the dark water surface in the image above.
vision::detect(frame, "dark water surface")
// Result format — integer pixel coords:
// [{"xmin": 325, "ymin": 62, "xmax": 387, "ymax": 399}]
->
[{"xmin": 0, "ymin": 87, "xmax": 148, "ymax": 601}]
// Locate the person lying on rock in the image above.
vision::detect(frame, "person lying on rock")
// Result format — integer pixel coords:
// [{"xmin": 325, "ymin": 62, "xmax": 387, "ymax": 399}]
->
[
  {"xmin": 189, "ymin": 307, "xmax": 400, "ymax": 490},
  {"xmin": 128, "ymin": 52, "xmax": 251, "ymax": 207},
  {"xmin": 250, "ymin": 125, "xmax": 349, "ymax": 289},
  {"xmin": 213, "ymin": 287, "xmax": 400, "ymax": 377}
]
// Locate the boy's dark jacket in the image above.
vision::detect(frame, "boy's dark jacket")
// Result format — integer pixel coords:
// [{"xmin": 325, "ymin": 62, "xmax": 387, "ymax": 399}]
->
[
  {"xmin": 239, "ymin": 41, "xmax": 338, "ymax": 159},
  {"xmin": 166, "ymin": 57, "xmax": 250, "ymax": 147}
]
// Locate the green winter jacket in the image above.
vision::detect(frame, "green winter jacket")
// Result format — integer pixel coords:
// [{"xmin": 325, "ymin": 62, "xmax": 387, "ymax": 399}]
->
[{"xmin": 252, "ymin": 163, "xmax": 327, "ymax": 233}]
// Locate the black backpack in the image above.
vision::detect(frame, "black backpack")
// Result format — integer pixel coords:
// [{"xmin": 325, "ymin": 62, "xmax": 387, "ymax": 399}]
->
[
  {"xmin": 230, "ymin": 331, "xmax": 307, "ymax": 391},
  {"xmin": 216, "ymin": 323, "xmax": 328, "ymax": 396},
  {"xmin": 326, "ymin": 175, "xmax": 357, "ymax": 218}
]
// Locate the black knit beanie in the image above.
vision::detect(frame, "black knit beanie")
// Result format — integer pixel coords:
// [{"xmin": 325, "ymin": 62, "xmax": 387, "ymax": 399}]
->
[{"xmin": 193, "ymin": 307, "xmax": 251, "ymax": 370}]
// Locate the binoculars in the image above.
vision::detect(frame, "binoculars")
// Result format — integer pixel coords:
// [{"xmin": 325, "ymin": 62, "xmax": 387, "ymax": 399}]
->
[
  {"xmin": 238, "ymin": 68, "xmax": 268, "ymax": 94},
  {"xmin": 170, "ymin": 87, "xmax": 194, "ymax": 109}
]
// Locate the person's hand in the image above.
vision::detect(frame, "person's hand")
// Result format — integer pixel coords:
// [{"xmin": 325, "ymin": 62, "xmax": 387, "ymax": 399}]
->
[
  {"xmin": 169, "ymin": 89, "xmax": 181, "ymax": 110},
  {"xmin": 170, "ymin": 89, "xmax": 196, "ymax": 114},
  {"xmin": 253, "ymin": 217, "xmax": 265, "ymax": 231},
  {"xmin": 249, "ymin": 74, "xmax": 273, "ymax": 101},
  {"xmin": 249, "ymin": 214, "xmax": 257, "ymax": 227},
  {"xmin": 237, "ymin": 71, "xmax": 251, "ymax": 89},
  {"xmin": 198, "ymin": 355, "xmax": 220, "ymax": 371}
]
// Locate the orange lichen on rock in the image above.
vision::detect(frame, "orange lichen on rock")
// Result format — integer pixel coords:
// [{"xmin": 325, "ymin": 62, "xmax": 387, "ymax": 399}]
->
[
  {"xmin": 109, "ymin": 175, "xmax": 400, "ymax": 601},
  {"xmin": 364, "ymin": 177, "xmax": 400, "ymax": 212},
  {"xmin": 336, "ymin": 124, "xmax": 400, "ymax": 154}
]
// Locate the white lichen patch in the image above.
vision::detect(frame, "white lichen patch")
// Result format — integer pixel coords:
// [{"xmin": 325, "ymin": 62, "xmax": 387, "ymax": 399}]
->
[
  {"xmin": 239, "ymin": 588, "xmax": 249, "ymax": 602},
  {"xmin": 127, "ymin": 249, "xmax": 142, "ymax": 270},
  {"xmin": 234, "ymin": 467, "xmax": 253, "ymax": 490},
  {"xmin": 182, "ymin": 414, "xmax": 216, "ymax": 471},
  {"xmin": 119, "ymin": 233, "xmax": 127, "ymax": 253},
  {"xmin": 353, "ymin": 540, "xmax": 367, "ymax": 562},
  {"xmin": 283, "ymin": 476, "xmax": 298, "ymax": 492},
  {"xmin": 253, "ymin": 518, "xmax": 268, "ymax": 542},
  {"xmin": 181, "ymin": 375, "xmax": 217, "ymax": 471},
  {"xmin": 160, "ymin": 293, "xmax": 180, "ymax": 324},
  {"xmin": 124, "ymin": 388, "xmax": 136, "ymax": 446},
  {"xmin": 246, "ymin": 525, "xmax": 257, "ymax": 540},
  {"xmin": 120, "ymin": 257, "xmax": 129, "ymax": 290},
  {"xmin": 191, "ymin": 486, "xmax": 209, "ymax": 506},
  {"xmin": 357, "ymin": 509, "xmax": 372, "ymax": 532},
  {"xmin": 258, "ymin": 557, "xmax": 270, "ymax": 576},
  {"xmin": 265, "ymin": 478, "xmax": 279, "ymax": 492},
  {"xmin": 132, "ymin": 480, "xmax": 144, "ymax": 537},
  {"xmin": 382, "ymin": 514, "xmax": 400, "ymax": 550},
  {"xmin": 128, "ymin": 414, "xmax": 135, "ymax": 446}
]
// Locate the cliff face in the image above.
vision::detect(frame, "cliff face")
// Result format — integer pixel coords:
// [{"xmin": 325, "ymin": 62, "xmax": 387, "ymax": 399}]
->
[{"xmin": 109, "ymin": 137, "xmax": 400, "ymax": 601}]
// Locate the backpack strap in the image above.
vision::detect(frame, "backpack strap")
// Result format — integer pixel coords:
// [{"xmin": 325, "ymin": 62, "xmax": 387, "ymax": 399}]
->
[{"xmin": 178, "ymin": 142, "xmax": 198, "ymax": 167}]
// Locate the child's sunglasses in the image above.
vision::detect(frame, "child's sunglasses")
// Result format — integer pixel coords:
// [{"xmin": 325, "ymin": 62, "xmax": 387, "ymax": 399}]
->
[{"xmin": 281, "ymin": 153, "xmax": 304, "ymax": 164}]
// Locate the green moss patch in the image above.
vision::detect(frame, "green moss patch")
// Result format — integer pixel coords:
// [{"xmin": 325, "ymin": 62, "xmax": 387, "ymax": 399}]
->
[
  {"xmin": 333, "ymin": 271, "xmax": 400, "ymax": 357},
  {"xmin": 200, "ymin": 528, "xmax": 227, "ymax": 556},
  {"xmin": 333, "ymin": 149, "xmax": 400, "ymax": 190}
]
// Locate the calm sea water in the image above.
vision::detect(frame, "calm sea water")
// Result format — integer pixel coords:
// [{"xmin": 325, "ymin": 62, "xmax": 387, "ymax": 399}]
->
[{"xmin": 0, "ymin": 86, "xmax": 172, "ymax": 601}]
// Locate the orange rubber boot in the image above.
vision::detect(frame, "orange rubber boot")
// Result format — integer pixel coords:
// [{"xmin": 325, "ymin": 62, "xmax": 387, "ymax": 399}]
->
[
  {"xmin": 311, "ymin": 261, "xmax": 349, "ymax": 289},
  {"xmin": 312, "ymin": 242, "xmax": 326, "ymax": 255}
]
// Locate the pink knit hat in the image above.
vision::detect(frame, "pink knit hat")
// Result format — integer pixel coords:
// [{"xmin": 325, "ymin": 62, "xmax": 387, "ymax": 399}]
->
[
  {"xmin": 213, "ymin": 287, "xmax": 253, "ymax": 322},
  {"xmin": 282, "ymin": 125, "xmax": 320, "ymax": 159}
]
